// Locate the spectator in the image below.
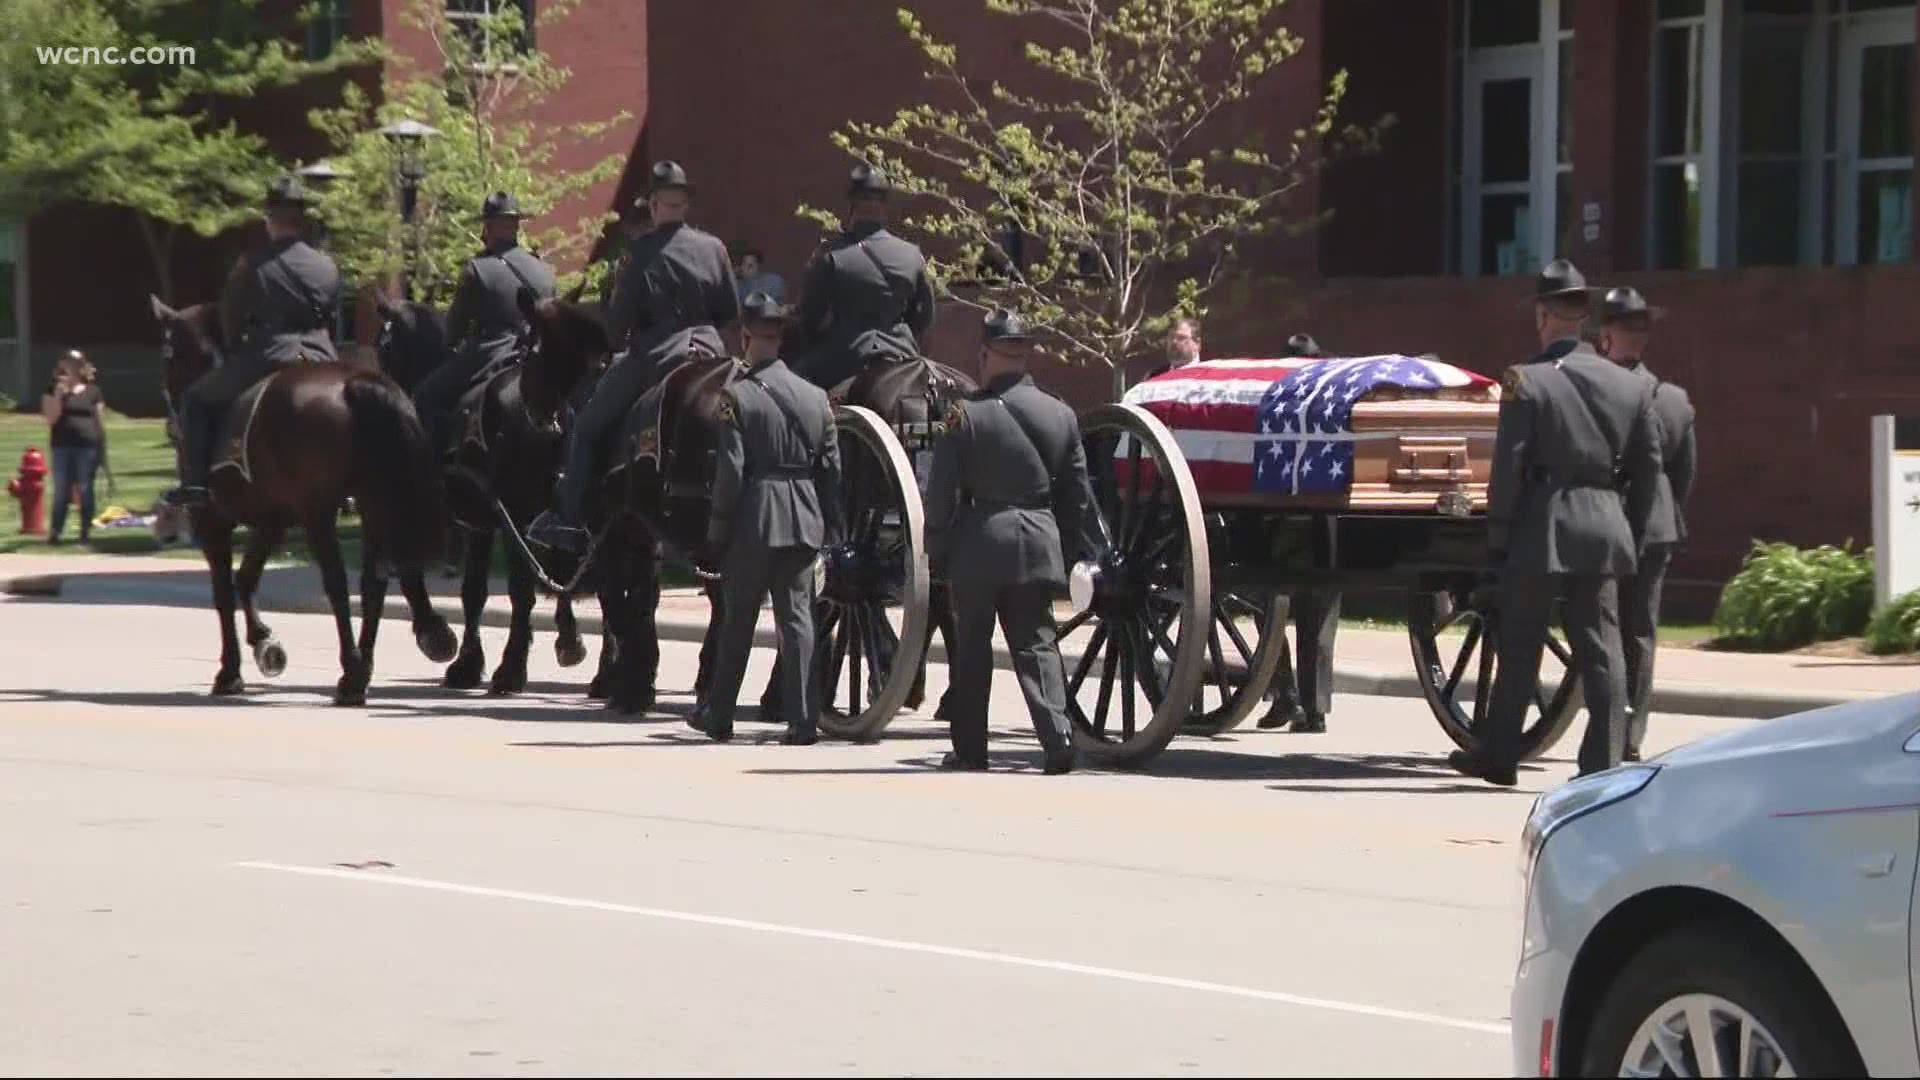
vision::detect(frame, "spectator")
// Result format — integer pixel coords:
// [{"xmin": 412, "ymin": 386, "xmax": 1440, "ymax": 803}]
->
[
  {"xmin": 40, "ymin": 349, "xmax": 107, "ymax": 545},
  {"xmin": 735, "ymin": 248, "xmax": 786, "ymax": 303}
]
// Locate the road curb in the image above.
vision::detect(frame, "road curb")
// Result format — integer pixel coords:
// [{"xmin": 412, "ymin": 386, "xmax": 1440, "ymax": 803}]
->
[{"xmin": 9, "ymin": 571, "xmax": 1883, "ymax": 720}]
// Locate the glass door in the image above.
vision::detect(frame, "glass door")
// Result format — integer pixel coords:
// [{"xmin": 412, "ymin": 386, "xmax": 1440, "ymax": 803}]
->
[
  {"xmin": 1837, "ymin": 12, "xmax": 1915, "ymax": 265},
  {"xmin": 1463, "ymin": 51, "xmax": 1544, "ymax": 275}
]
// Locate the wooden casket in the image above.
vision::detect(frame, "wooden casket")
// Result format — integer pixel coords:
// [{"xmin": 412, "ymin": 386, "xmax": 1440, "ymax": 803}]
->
[{"xmin": 1119, "ymin": 355, "xmax": 1502, "ymax": 514}]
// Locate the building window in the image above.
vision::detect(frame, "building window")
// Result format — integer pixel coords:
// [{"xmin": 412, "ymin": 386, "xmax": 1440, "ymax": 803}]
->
[
  {"xmin": 1456, "ymin": 0, "xmax": 1574, "ymax": 276},
  {"xmin": 305, "ymin": 0, "xmax": 352, "ymax": 61},
  {"xmin": 447, "ymin": 0, "xmax": 535, "ymax": 66}
]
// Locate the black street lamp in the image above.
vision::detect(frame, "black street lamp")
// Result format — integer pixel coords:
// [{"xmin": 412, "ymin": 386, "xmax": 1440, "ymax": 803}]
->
[{"xmin": 378, "ymin": 119, "xmax": 440, "ymax": 300}]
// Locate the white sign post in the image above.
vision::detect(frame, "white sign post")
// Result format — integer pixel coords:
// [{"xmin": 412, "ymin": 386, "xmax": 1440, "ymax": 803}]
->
[{"xmin": 1871, "ymin": 415, "xmax": 1920, "ymax": 607}]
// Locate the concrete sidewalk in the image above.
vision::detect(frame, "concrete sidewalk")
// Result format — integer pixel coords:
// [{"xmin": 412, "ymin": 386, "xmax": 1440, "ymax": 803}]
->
[{"xmin": 6, "ymin": 551, "xmax": 1913, "ymax": 719}]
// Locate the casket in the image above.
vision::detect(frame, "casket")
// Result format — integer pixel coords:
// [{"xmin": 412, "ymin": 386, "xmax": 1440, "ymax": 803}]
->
[{"xmin": 1120, "ymin": 355, "xmax": 1501, "ymax": 513}]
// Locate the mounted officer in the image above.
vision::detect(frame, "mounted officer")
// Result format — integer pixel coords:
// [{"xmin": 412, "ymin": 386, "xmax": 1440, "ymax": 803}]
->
[
  {"xmin": 411, "ymin": 191, "xmax": 557, "ymax": 451},
  {"xmin": 789, "ymin": 163, "xmax": 937, "ymax": 390},
  {"xmin": 529, "ymin": 160, "xmax": 739, "ymax": 552},
  {"xmin": 1449, "ymin": 259, "xmax": 1664, "ymax": 787},
  {"xmin": 166, "ymin": 175, "xmax": 342, "ymax": 507},
  {"xmin": 689, "ymin": 292, "xmax": 845, "ymax": 745}
]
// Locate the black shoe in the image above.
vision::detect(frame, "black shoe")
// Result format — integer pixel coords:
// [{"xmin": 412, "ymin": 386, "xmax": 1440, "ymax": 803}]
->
[
  {"xmin": 1042, "ymin": 747, "xmax": 1076, "ymax": 775},
  {"xmin": 1256, "ymin": 704, "xmax": 1302, "ymax": 730},
  {"xmin": 1446, "ymin": 749, "xmax": 1517, "ymax": 787},
  {"xmin": 685, "ymin": 706, "xmax": 731, "ymax": 742},
  {"xmin": 163, "ymin": 485, "xmax": 210, "ymax": 508},
  {"xmin": 1289, "ymin": 712, "xmax": 1326, "ymax": 734},
  {"xmin": 781, "ymin": 727, "xmax": 818, "ymax": 746},
  {"xmin": 937, "ymin": 751, "xmax": 988, "ymax": 771},
  {"xmin": 1622, "ymin": 748, "xmax": 1642, "ymax": 763},
  {"xmin": 527, "ymin": 510, "xmax": 588, "ymax": 554}
]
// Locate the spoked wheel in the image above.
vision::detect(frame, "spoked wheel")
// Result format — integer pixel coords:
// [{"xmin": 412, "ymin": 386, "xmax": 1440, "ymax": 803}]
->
[
  {"xmin": 1408, "ymin": 587, "xmax": 1581, "ymax": 761},
  {"xmin": 1061, "ymin": 403, "xmax": 1212, "ymax": 769},
  {"xmin": 812, "ymin": 405, "xmax": 930, "ymax": 742},
  {"xmin": 1181, "ymin": 581, "xmax": 1290, "ymax": 736}
]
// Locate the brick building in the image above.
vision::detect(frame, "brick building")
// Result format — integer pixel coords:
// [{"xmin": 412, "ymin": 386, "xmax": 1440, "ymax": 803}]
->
[{"xmin": 7, "ymin": 0, "xmax": 1920, "ymax": 612}]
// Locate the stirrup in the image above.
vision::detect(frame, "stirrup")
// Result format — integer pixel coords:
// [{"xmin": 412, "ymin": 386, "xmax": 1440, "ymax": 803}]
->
[{"xmin": 164, "ymin": 485, "xmax": 210, "ymax": 508}]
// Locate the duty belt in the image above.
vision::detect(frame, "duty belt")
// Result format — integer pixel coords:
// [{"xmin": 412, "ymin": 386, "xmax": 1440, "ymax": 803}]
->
[
  {"xmin": 963, "ymin": 492, "xmax": 1051, "ymax": 510},
  {"xmin": 752, "ymin": 463, "xmax": 816, "ymax": 479},
  {"xmin": 1525, "ymin": 465, "xmax": 1624, "ymax": 489}
]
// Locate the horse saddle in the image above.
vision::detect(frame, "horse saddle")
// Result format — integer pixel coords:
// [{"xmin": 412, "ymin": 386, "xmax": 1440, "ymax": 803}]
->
[
  {"xmin": 612, "ymin": 347, "xmax": 730, "ymax": 475},
  {"xmin": 211, "ymin": 371, "xmax": 285, "ymax": 483}
]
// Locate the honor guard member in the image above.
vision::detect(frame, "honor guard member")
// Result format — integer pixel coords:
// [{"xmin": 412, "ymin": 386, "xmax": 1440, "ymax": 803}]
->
[
  {"xmin": 411, "ymin": 191, "xmax": 557, "ymax": 450},
  {"xmin": 530, "ymin": 160, "xmax": 739, "ymax": 551},
  {"xmin": 924, "ymin": 310, "xmax": 1100, "ymax": 775},
  {"xmin": 689, "ymin": 292, "xmax": 845, "ymax": 744},
  {"xmin": 167, "ymin": 175, "xmax": 342, "ymax": 507},
  {"xmin": 789, "ymin": 163, "xmax": 937, "ymax": 389},
  {"xmin": 1596, "ymin": 286, "xmax": 1696, "ymax": 762},
  {"xmin": 1449, "ymin": 260, "xmax": 1664, "ymax": 787}
]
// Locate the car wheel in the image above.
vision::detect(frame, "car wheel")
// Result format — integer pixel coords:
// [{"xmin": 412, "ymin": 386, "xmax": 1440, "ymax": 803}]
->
[{"xmin": 1579, "ymin": 923, "xmax": 1861, "ymax": 1077}]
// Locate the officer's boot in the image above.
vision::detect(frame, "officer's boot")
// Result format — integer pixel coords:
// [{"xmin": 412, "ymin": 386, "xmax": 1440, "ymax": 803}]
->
[
  {"xmin": 1040, "ymin": 713, "xmax": 1077, "ymax": 775},
  {"xmin": 164, "ymin": 406, "xmax": 214, "ymax": 507}
]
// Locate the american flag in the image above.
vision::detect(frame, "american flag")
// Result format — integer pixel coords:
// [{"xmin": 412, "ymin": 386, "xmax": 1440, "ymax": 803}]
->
[{"xmin": 1121, "ymin": 355, "xmax": 1495, "ymax": 497}]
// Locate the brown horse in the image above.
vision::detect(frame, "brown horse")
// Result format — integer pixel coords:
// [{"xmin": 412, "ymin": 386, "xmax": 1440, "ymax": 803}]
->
[{"xmin": 150, "ymin": 296, "xmax": 458, "ymax": 704}]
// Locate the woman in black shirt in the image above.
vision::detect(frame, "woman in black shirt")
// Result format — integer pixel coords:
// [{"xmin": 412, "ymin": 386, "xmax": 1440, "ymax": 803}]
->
[{"xmin": 39, "ymin": 349, "xmax": 106, "ymax": 544}]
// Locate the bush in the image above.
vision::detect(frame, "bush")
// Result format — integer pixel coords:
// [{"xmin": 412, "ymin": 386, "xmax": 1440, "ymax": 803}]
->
[
  {"xmin": 1711, "ymin": 541, "xmax": 1875, "ymax": 651},
  {"xmin": 1865, "ymin": 589, "xmax": 1920, "ymax": 655},
  {"xmin": 0, "ymin": 392, "xmax": 16, "ymax": 413}
]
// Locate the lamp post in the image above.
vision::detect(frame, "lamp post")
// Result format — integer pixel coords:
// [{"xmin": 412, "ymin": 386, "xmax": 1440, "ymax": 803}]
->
[{"xmin": 378, "ymin": 119, "xmax": 440, "ymax": 301}]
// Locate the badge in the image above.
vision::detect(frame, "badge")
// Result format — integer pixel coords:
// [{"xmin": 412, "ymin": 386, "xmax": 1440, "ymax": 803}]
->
[
  {"xmin": 1500, "ymin": 367, "xmax": 1525, "ymax": 396},
  {"xmin": 942, "ymin": 400, "xmax": 965, "ymax": 433},
  {"xmin": 715, "ymin": 393, "xmax": 736, "ymax": 424}
]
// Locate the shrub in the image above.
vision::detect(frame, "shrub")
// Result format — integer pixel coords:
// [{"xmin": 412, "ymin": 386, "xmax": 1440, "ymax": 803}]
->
[
  {"xmin": 0, "ymin": 392, "xmax": 16, "ymax": 413},
  {"xmin": 1711, "ymin": 541, "xmax": 1875, "ymax": 650},
  {"xmin": 1865, "ymin": 589, "xmax": 1920, "ymax": 655}
]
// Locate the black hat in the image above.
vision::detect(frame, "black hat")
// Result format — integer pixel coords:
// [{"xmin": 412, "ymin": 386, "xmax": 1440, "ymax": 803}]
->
[
  {"xmin": 1598, "ymin": 285, "xmax": 1665, "ymax": 325},
  {"xmin": 848, "ymin": 162, "xmax": 891, "ymax": 199},
  {"xmin": 481, "ymin": 191, "xmax": 522, "ymax": 219},
  {"xmin": 264, "ymin": 174, "xmax": 309, "ymax": 209},
  {"xmin": 982, "ymin": 308, "xmax": 1032, "ymax": 344},
  {"xmin": 1528, "ymin": 258, "xmax": 1596, "ymax": 305},
  {"xmin": 740, "ymin": 291, "xmax": 791, "ymax": 326},
  {"xmin": 648, "ymin": 160, "xmax": 692, "ymax": 194},
  {"xmin": 1284, "ymin": 333, "xmax": 1322, "ymax": 358}
]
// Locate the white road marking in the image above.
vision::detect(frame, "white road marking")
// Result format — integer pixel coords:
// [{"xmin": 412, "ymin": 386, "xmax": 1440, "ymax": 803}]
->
[{"xmin": 233, "ymin": 860, "xmax": 1508, "ymax": 1036}]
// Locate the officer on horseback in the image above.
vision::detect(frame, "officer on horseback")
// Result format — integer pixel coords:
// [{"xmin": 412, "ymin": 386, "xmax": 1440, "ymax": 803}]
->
[
  {"xmin": 529, "ymin": 160, "xmax": 739, "ymax": 552},
  {"xmin": 166, "ymin": 175, "xmax": 342, "ymax": 507},
  {"xmin": 789, "ymin": 163, "xmax": 937, "ymax": 390},
  {"xmin": 411, "ymin": 191, "xmax": 557, "ymax": 452}
]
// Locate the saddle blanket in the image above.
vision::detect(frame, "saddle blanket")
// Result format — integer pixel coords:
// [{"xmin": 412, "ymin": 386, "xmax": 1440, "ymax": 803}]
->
[
  {"xmin": 1119, "ymin": 355, "xmax": 1497, "ymax": 497},
  {"xmin": 212, "ymin": 373, "xmax": 280, "ymax": 483}
]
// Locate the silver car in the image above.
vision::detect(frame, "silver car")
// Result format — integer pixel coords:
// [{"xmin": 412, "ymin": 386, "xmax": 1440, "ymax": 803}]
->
[{"xmin": 1512, "ymin": 692, "xmax": 1920, "ymax": 1077}]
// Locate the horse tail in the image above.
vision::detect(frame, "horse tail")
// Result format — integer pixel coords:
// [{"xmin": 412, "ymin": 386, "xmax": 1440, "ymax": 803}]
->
[{"xmin": 344, "ymin": 372, "xmax": 448, "ymax": 573}]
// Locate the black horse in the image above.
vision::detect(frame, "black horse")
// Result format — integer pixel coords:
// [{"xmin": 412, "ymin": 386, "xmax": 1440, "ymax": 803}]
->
[{"xmin": 376, "ymin": 294, "xmax": 601, "ymax": 697}]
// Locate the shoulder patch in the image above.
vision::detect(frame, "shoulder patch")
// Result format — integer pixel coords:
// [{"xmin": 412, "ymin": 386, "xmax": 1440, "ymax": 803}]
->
[
  {"xmin": 1500, "ymin": 366, "xmax": 1526, "ymax": 395},
  {"xmin": 715, "ymin": 390, "xmax": 737, "ymax": 424},
  {"xmin": 942, "ymin": 399, "xmax": 967, "ymax": 433}
]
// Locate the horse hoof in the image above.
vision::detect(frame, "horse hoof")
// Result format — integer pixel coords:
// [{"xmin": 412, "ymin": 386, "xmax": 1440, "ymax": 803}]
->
[
  {"xmin": 416, "ymin": 622, "xmax": 458, "ymax": 664},
  {"xmin": 253, "ymin": 638, "xmax": 288, "ymax": 679},
  {"xmin": 211, "ymin": 671, "xmax": 244, "ymax": 696},
  {"xmin": 607, "ymin": 689, "xmax": 654, "ymax": 716},
  {"xmin": 487, "ymin": 671, "xmax": 526, "ymax": 697},
  {"xmin": 334, "ymin": 681, "xmax": 368, "ymax": 707},
  {"xmin": 587, "ymin": 673, "xmax": 608, "ymax": 699},
  {"xmin": 443, "ymin": 651, "xmax": 484, "ymax": 690},
  {"xmin": 555, "ymin": 637, "xmax": 588, "ymax": 668}
]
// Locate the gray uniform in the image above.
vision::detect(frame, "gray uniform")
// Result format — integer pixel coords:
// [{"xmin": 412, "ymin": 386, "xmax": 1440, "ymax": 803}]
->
[
  {"xmin": 791, "ymin": 222, "xmax": 936, "ymax": 389},
  {"xmin": 557, "ymin": 222, "xmax": 739, "ymax": 521},
  {"xmin": 181, "ymin": 237, "xmax": 341, "ymax": 485},
  {"xmin": 1481, "ymin": 337, "xmax": 1664, "ymax": 775},
  {"xmin": 700, "ymin": 356, "xmax": 845, "ymax": 738},
  {"xmin": 925, "ymin": 373, "xmax": 1099, "ymax": 765},
  {"xmin": 1622, "ymin": 361, "xmax": 1697, "ymax": 758},
  {"xmin": 413, "ymin": 241, "xmax": 557, "ymax": 447}
]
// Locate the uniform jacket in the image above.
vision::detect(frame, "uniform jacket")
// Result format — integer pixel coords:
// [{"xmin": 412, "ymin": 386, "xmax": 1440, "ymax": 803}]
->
[
  {"xmin": 709, "ymin": 356, "xmax": 845, "ymax": 554},
  {"xmin": 606, "ymin": 222, "xmax": 739, "ymax": 369},
  {"xmin": 926, "ymin": 372, "xmax": 1100, "ymax": 589},
  {"xmin": 219, "ymin": 236, "xmax": 342, "ymax": 369},
  {"xmin": 1628, "ymin": 360, "xmax": 1697, "ymax": 546},
  {"xmin": 792, "ymin": 221, "xmax": 936, "ymax": 383},
  {"xmin": 445, "ymin": 242, "xmax": 557, "ymax": 371},
  {"xmin": 1488, "ymin": 338, "xmax": 1665, "ymax": 576}
]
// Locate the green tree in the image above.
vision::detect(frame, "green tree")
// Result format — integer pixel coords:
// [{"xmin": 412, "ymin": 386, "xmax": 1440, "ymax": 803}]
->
[
  {"xmin": 307, "ymin": 0, "xmax": 630, "ymax": 303},
  {"xmin": 0, "ymin": 0, "xmax": 380, "ymax": 300},
  {"xmin": 803, "ymin": 0, "xmax": 1385, "ymax": 391}
]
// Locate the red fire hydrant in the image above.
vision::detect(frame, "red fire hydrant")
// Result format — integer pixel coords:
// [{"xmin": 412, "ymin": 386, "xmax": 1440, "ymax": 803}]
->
[{"xmin": 8, "ymin": 447, "xmax": 48, "ymax": 536}]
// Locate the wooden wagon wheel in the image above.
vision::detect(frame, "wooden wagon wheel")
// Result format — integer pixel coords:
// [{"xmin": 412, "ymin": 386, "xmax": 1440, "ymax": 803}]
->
[
  {"xmin": 1407, "ymin": 587, "xmax": 1582, "ymax": 762},
  {"xmin": 1181, "ymin": 579, "xmax": 1291, "ymax": 736},
  {"xmin": 812, "ymin": 405, "xmax": 930, "ymax": 742},
  {"xmin": 1063, "ymin": 403, "xmax": 1212, "ymax": 768}
]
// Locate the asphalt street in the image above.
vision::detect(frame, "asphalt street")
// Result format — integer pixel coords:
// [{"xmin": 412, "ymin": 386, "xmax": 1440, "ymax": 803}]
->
[{"xmin": 0, "ymin": 595, "xmax": 1758, "ymax": 1076}]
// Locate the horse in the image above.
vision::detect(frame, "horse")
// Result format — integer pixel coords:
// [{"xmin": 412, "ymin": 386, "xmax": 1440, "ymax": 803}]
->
[
  {"xmin": 149, "ymin": 296, "xmax": 459, "ymax": 704},
  {"xmin": 376, "ymin": 293, "xmax": 601, "ymax": 696}
]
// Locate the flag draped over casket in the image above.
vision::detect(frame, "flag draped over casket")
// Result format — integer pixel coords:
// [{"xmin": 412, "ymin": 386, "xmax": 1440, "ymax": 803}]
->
[{"xmin": 1119, "ymin": 356, "xmax": 1499, "ymax": 499}]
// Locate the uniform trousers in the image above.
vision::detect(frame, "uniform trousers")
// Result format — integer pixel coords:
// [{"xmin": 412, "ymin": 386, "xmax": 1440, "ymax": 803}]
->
[
  {"xmin": 701, "ymin": 545, "xmax": 819, "ymax": 736},
  {"xmin": 946, "ymin": 580, "xmax": 1073, "ymax": 764},
  {"xmin": 1622, "ymin": 544, "xmax": 1673, "ymax": 758},
  {"xmin": 1482, "ymin": 571, "xmax": 1626, "ymax": 776},
  {"xmin": 557, "ymin": 325, "xmax": 724, "ymax": 521},
  {"xmin": 1268, "ymin": 588, "xmax": 1340, "ymax": 716},
  {"xmin": 179, "ymin": 358, "xmax": 273, "ymax": 486}
]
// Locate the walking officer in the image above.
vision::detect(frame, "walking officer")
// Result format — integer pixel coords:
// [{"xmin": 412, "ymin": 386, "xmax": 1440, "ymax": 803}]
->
[
  {"xmin": 689, "ymin": 292, "xmax": 844, "ymax": 744},
  {"xmin": 530, "ymin": 160, "xmax": 738, "ymax": 552},
  {"xmin": 1596, "ymin": 286, "xmax": 1696, "ymax": 762},
  {"xmin": 166, "ymin": 175, "xmax": 342, "ymax": 507},
  {"xmin": 1449, "ymin": 259, "xmax": 1665, "ymax": 787},
  {"xmin": 789, "ymin": 163, "xmax": 937, "ymax": 390},
  {"xmin": 411, "ymin": 191, "xmax": 557, "ymax": 451},
  {"xmin": 924, "ymin": 310, "xmax": 1100, "ymax": 775}
]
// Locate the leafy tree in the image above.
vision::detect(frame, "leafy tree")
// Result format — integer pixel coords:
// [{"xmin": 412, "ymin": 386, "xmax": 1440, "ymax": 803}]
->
[
  {"xmin": 307, "ymin": 0, "xmax": 630, "ymax": 303},
  {"xmin": 0, "ymin": 0, "xmax": 380, "ymax": 300},
  {"xmin": 802, "ymin": 0, "xmax": 1385, "ymax": 390}
]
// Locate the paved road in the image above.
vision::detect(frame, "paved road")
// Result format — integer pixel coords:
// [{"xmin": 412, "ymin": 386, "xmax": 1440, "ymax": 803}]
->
[{"xmin": 0, "ymin": 595, "xmax": 1758, "ymax": 1076}]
